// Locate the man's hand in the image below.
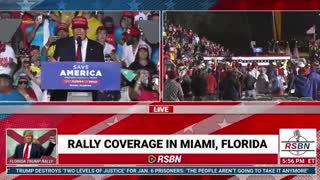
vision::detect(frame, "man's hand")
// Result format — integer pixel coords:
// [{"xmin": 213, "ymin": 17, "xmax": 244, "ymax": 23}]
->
[
  {"xmin": 45, "ymin": 36, "xmax": 57, "ymax": 47},
  {"xmin": 35, "ymin": 15, "xmax": 43, "ymax": 27}
]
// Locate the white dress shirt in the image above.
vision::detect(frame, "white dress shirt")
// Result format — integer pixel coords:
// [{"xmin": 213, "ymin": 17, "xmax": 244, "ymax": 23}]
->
[
  {"xmin": 75, "ymin": 38, "xmax": 88, "ymax": 62},
  {"xmin": 23, "ymin": 143, "xmax": 32, "ymax": 159},
  {"xmin": 103, "ymin": 42, "xmax": 115, "ymax": 56}
]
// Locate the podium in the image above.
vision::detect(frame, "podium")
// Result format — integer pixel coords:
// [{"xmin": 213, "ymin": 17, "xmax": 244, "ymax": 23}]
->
[{"xmin": 67, "ymin": 92, "xmax": 93, "ymax": 101}]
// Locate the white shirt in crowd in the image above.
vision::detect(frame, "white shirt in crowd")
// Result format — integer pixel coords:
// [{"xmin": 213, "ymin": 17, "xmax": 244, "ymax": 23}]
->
[
  {"xmin": 121, "ymin": 39, "xmax": 152, "ymax": 67},
  {"xmin": 103, "ymin": 42, "xmax": 115, "ymax": 57},
  {"xmin": 249, "ymin": 68, "xmax": 260, "ymax": 80},
  {"xmin": 134, "ymin": 12, "xmax": 148, "ymax": 23},
  {"xmin": 0, "ymin": 44, "xmax": 17, "ymax": 75},
  {"xmin": 119, "ymin": 86, "xmax": 131, "ymax": 101},
  {"xmin": 261, "ymin": 73, "xmax": 269, "ymax": 82},
  {"xmin": 23, "ymin": 143, "xmax": 32, "ymax": 159},
  {"xmin": 195, "ymin": 36, "xmax": 200, "ymax": 44},
  {"xmin": 75, "ymin": 38, "xmax": 88, "ymax": 62}
]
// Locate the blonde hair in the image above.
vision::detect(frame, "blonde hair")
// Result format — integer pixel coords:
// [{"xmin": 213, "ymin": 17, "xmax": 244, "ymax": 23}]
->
[{"xmin": 23, "ymin": 130, "xmax": 33, "ymax": 136}]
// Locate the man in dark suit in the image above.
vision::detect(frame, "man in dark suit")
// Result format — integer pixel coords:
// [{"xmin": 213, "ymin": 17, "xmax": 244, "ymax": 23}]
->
[
  {"xmin": 50, "ymin": 16, "xmax": 104, "ymax": 101},
  {"xmin": 14, "ymin": 130, "xmax": 56, "ymax": 159}
]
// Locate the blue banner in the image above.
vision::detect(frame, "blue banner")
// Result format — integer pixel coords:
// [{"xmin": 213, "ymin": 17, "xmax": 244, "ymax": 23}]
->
[
  {"xmin": 41, "ymin": 62, "xmax": 121, "ymax": 90},
  {"xmin": 0, "ymin": 0, "xmax": 216, "ymax": 11},
  {"xmin": 6, "ymin": 166, "xmax": 316, "ymax": 175}
]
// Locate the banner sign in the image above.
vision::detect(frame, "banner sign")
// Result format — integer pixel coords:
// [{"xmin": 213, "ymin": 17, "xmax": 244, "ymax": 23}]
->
[
  {"xmin": 41, "ymin": 62, "xmax": 121, "ymax": 90},
  {"xmin": 6, "ymin": 166, "xmax": 316, "ymax": 175}
]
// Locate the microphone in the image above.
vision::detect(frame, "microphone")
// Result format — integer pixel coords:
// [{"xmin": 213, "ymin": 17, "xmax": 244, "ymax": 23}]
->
[
  {"xmin": 76, "ymin": 37, "xmax": 82, "ymax": 47},
  {"xmin": 293, "ymin": 129, "xmax": 301, "ymax": 142}
]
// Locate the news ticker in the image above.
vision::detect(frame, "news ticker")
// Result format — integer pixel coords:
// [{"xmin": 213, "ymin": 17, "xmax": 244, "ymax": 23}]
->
[
  {"xmin": 6, "ymin": 166, "xmax": 316, "ymax": 175},
  {"xmin": 6, "ymin": 129, "xmax": 317, "ymax": 166}
]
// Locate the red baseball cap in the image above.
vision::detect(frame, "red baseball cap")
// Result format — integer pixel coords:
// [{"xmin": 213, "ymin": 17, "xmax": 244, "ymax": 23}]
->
[
  {"xmin": 122, "ymin": 11, "xmax": 134, "ymax": 18},
  {"xmin": 122, "ymin": 26, "xmax": 140, "ymax": 37},
  {"xmin": 57, "ymin": 23, "xmax": 68, "ymax": 32},
  {"xmin": 72, "ymin": 16, "xmax": 88, "ymax": 29}
]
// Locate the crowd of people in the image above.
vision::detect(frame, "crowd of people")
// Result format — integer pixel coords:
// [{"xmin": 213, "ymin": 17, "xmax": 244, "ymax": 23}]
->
[
  {"xmin": 163, "ymin": 24, "xmax": 232, "ymax": 63},
  {"xmin": 0, "ymin": 11, "xmax": 160, "ymax": 101},
  {"xmin": 163, "ymin": 23, "xmax": 320, "ymax": 101}
]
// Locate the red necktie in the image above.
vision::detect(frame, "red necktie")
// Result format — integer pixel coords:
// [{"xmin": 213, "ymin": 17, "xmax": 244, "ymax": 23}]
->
[
  {"xmin": 76, "ymin": 40, "xmax": 82, "ymax": 62},
  {"xmin": 23, "ymin": 143, "xmax": 29, "ymax": 159}
]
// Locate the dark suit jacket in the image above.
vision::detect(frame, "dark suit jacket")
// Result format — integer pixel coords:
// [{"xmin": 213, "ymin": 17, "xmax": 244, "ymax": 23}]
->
[
  {"xmin": 51, "ymin": 37, "xmax": 105, "ymax": 101},
  {"xmin": 14, "ymin": 142, "xmax": 56, "ymax": 159}
]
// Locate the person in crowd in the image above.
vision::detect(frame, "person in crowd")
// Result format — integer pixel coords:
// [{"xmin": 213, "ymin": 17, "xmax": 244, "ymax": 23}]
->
[
  {"xmin": 30, "ymin": 45, "xmax": 40, "ymax": 63},
  {"xmin": 95, "ymin": 11, "xmax": 105, "ymax": 22},
  {"xmin": 206, "ymin": 68, "xmax": 217, "ymax": 100},
  {"xmin": 26, "ymin": 12, "xmax": 56, "ymax": 51},
  {"xmin": 20, "ymin": 12, "xmax": 36, "ymax": 48},
  {"xmin": 256, "ymin": 68, "xmax": 269, "ymax": 95},
  {"xmin": 121, "ymin": 26, "xmax": 151, "ymax": 68},
  {"xmin": 54, "ymin": 11, "xmax": 82, "ymax": 25},
  {"xmin": 95, "ymin": 26, "xmax": 120, "ymax": 101},
  {"xmin": 244, "ymin": 71, "xmax": 257, "ymax": 98},
  {"xmin": 102, "ymin": 16, "xmax": 117, "ymax": 47},
  {"xmin": 51, "ymin": 16, "xmax": 104, "ymax": 101},
  {"xmin": 191, "ymin": 69, "xmax": 208, "ymax": 101},
  {"xmin": 42, "ymin": 23, "xmax": 69, "ymax": 59},
  {"xmin": 12, "ymin": 48, "xmax": 31, "ymax": 84},
  {"xmin": 178, "ymin": 65, "xmax": 192, "ymax": 100},
  {"xmin": 291, "ymin": 67, "xmax": 311, "ymax": 98},
  {"xmin": 163, "ymin": 70, "xmax": 184, "ymax": 101},
  {"xmin": 134, "ymin": 69, "xmax": 159, "ymax": 101},
  {"xmin": 0, "ymin": 42, "xmax": 17, "ymax": 76},
  {"xmin": 129, "ymin": 44, "xmax": 157, "ymax": 76},
  {"xmin": 96, "ymin": 26, "xmax": 116, "ymax": 60},
  {"xmin": 308, "ymin": 61, "xmax": 320, "ymax": 100},
  {"xmin": 68, "ymin": 11, "xmax": 102, "ymax": 41},
  {"xmin": 271, "ymin": 68, "xmax": 285, "ymax": 97},
  {"xmin": 221, "ymin": 70, "xmax": 241, "ymax": 101},
  {"xmin": 249, "ymin": 61, "xmax": 260, "ymax": 80},
  {"xmin": 119, "ymin": 69, "xmax": 158, "ymax": 101},
  {"xmin": 115, "ymin": 12, "xmax": 135, "ymax": 60},
  {"xmin": 267, "ymin": 60, "xmax": 276, "ymax": 80},
  {"xmin": 0, "ymin": 74, "xmax": 25, "ymax": 101},
  {"xmin": 15, "ymin": 74, "xmax": 37, "ymax": 101}
]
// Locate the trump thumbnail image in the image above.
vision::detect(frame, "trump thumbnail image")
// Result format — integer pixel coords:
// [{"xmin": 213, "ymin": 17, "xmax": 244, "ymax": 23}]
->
[
  {"xmin": 6, "ymin": 129, "xmax": 57, "ymax": 164},
  {"xmin": 0, "ymin": 11, "xmax": 160, "ymax": 102},
  {"xmin": 163, "ymin": 11, "xmax": 320, "ymax": 102}
]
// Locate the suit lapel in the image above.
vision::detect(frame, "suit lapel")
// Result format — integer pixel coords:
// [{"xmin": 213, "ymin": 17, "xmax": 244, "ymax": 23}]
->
[
  {"xmin": 86, "ymin": 40, "xmax": 91, "ymax": 62},
  {"xmin": 19, "ymin": 144, "xmax": 25, "ymax": 157},
  {"xmin": 70, "ymin": 38, "xmax": 76, "ymax": 61}
]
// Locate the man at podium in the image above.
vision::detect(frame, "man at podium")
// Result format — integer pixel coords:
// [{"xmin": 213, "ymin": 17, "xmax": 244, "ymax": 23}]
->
[{"xmin": 50, "ymin": 16, "xmax": 104, "ymax": 101}]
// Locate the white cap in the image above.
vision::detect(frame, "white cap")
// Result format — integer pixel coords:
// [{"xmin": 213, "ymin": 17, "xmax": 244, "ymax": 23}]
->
[{"xmin": 297, "ymin": 61, "xmax": 305, "ymax": 68}]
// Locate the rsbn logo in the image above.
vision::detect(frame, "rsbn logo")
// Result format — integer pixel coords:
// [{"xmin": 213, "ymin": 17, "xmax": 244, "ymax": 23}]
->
[{"xmin": 281, "ymin": 129, "xmax": 315, "ymax": 156}]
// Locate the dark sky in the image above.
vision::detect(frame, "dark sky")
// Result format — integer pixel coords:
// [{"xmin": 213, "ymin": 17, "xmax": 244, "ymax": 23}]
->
[{"xmin": 166, "ymin": 11, "xmax": 318, "ymax": 55}]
